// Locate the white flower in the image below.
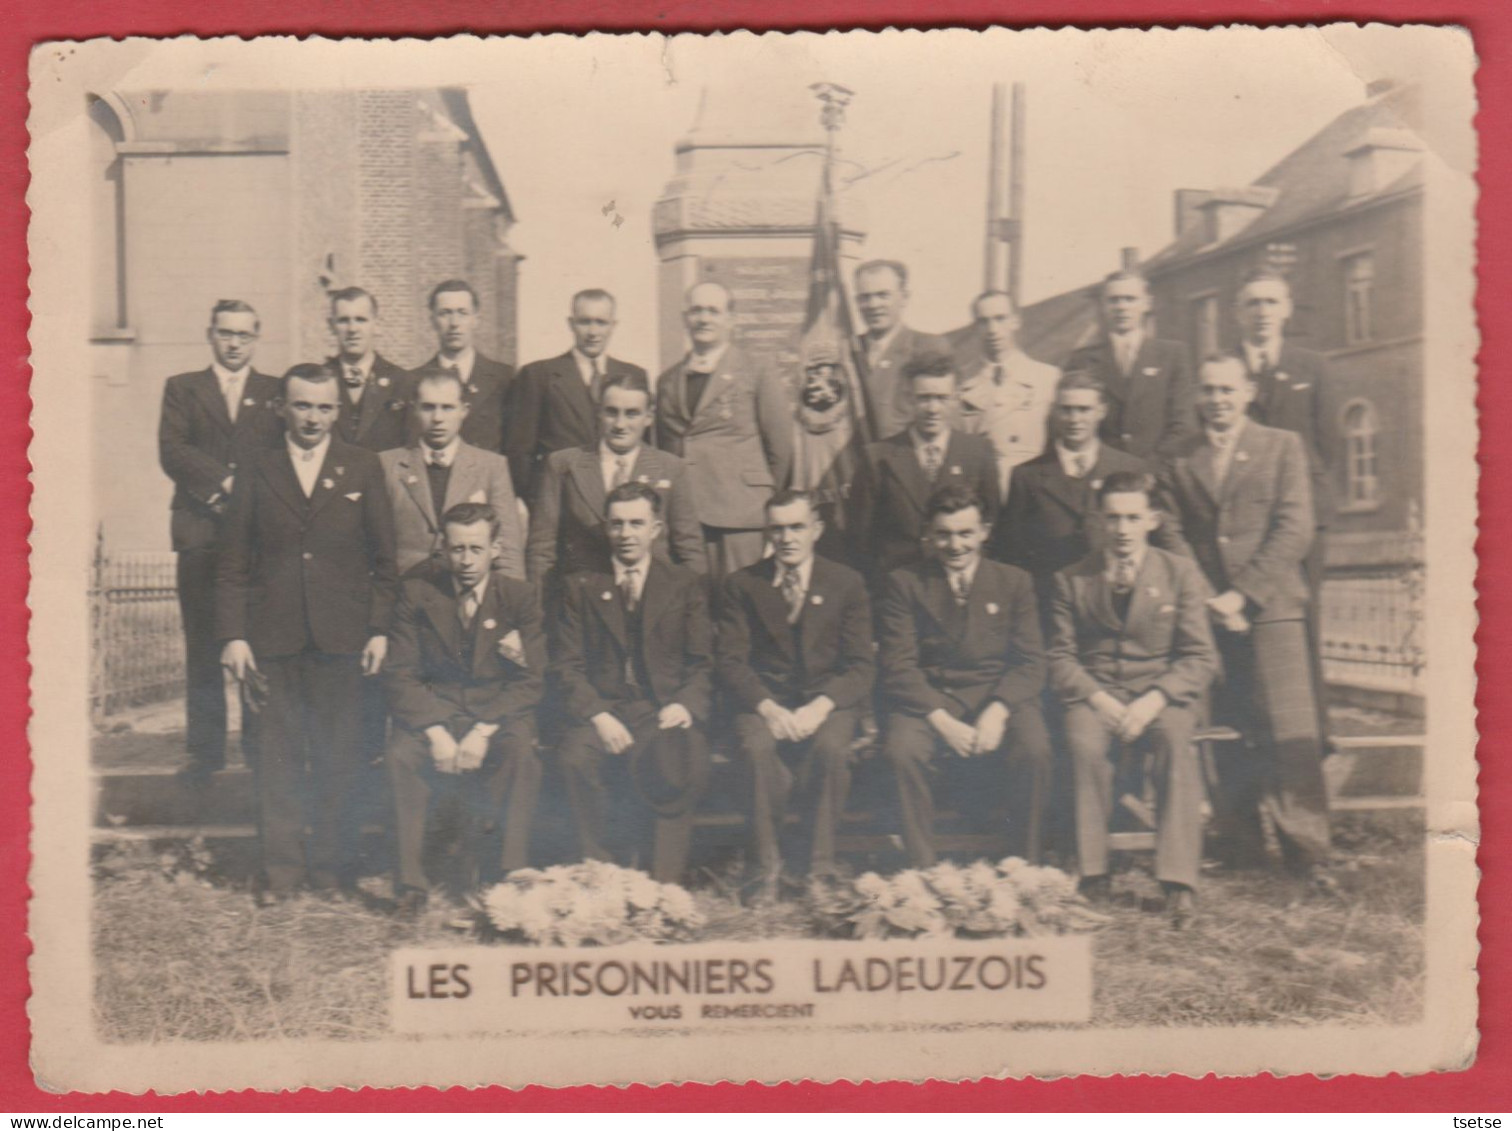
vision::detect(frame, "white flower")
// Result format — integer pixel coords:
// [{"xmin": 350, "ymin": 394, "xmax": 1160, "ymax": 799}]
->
[
  {"xmin": 656, "ymin": 479, "xmax": 672, "ymax": 489},
  {"xmin": 377, "ymin": 376, "xmax": 391, "ymax": 388},
  {"xmin": 601, "ymin": 591, "xmax": 613, "ymax": 601},
  {"xmin": 986, "ymin": 602, "xmax": 999, "ymax": 615},
  {"xmin": 321, "ymin": 477, "xmax": 335, "ymax": 490},
  {"xmin": 483, "ymin": 618, "xmax": 497, "ymax": 630},
  {"xmin": 810, "ymin": 594, "xmax": 824, "ymax": 606}
]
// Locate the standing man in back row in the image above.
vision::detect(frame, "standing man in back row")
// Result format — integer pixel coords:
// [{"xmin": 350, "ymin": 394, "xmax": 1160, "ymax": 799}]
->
[
  {"xmin": 506, "ymin": 289, "xmax": 646, "ymax": 504},
  {"xmin": 412, "ymin": 279, "xmax": 515, "ymax": 457},
  {"xmin": 326, "ymin": 286, "xmax": 413, "ymax": 454},
  {"xmin": 158, "ymin": 299, "xmax": 284, "ymax": 783},
  {"xmin": 1063, "ymin": 270, "xmax": 1195, "ymax": 460},
  {"xmin": 657, "ymin": 281, "xmax": 794, "ymax": 575},
  {"xmin": 852, "ymin": 259, "xmax": 953, "ymax": 441}
]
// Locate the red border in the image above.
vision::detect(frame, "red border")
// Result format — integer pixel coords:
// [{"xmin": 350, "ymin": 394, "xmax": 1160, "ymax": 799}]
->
[{"xmin": 3, "ymin": 0, "xmax": 1504, "ymax": 1111}]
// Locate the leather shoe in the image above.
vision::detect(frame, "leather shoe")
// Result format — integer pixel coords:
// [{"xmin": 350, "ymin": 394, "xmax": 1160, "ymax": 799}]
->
[
  {"xmin": 394, "ymin": 888, "xmax": 429, "ymax": 919},
  {"xmin": 1165, "ymin": 885, "xmax": 1196, "ymax": 930}
]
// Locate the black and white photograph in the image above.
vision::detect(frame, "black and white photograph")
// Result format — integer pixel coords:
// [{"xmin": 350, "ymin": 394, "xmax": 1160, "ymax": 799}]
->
[{"xmin": 26, "ymin": 25, "xmax": 1478, "ymax": 1091}]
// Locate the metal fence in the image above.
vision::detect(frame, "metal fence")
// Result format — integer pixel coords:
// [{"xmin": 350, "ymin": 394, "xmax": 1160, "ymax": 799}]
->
[
  {"xmin": 89, "ymin": 531, "xmax": 183, "ymax": 723},
  {"xmin": 1319, "ymin": 523, "xmax": 1426, "ymax": 697}
]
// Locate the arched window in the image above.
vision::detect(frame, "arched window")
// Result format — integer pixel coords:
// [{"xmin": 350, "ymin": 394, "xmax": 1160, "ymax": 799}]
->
[
  {"xmin": 1342, "ymin": 399, "xmax": 1381, "ymax": 508},
  {"xmin": 87, "ymin": 95, "xmax": 127, "ymax": 334}
]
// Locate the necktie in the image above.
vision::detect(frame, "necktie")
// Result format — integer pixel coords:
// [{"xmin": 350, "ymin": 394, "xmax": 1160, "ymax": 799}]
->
[
  {"xmin": 1073, "ymin": 452, "xmax": 1089, "ymax": 478},
  {"xmin": 590, "ymin": 360, "xmax": 606, "ymax": 402},
  {"xmin": 429, "ymin": 450, "xmax": 450, "ymax": 469},
  {"xmin": 781, "ymin": 567, "xmax": 804, "ymax": 625},
  {"xmin": 611, "ymin": 455, "xmax": 631, "ymax": 489},
  {"xmin": 1114, "ymin": 336, "xmax": 1136, "ymax": 376},
  {"xmin": 1112, "ymin": 556, "xmax": 1136, "ymax": 595},
  {"xmin": 222, "ymin": 376, "xmax": 241, "ymax": 423},
  {"xmin": 921, "ymin": 443, "xmax": 942, "ymax": 481},
  {"xmin": 949, "ymin": 569, "xmax": 970, "ymax": 606},
  {"xmin": 991, "ymin": 364, "xmax": 1006, "ymax": 387},
  {"xmin": 344, "ymin": 364, "xmax": 365, "ymax": 389},
  {"xmin": 459, "ymin": 587, "xmax": 479, "ymax": 629},
  {"xmin": 620, "ymin": 567, "xmax": 639, "ymax": 612}
]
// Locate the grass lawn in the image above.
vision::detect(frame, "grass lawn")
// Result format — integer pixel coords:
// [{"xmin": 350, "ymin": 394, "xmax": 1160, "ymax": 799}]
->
[{"xmin": 93, "ymin": 811, "xmax": 1422, "ymax": 1042}]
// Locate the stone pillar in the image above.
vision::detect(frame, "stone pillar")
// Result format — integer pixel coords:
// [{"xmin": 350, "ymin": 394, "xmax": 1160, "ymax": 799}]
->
[{"xmin": 652, "ymin": 89, "xmax": 865, "ymax": 385}]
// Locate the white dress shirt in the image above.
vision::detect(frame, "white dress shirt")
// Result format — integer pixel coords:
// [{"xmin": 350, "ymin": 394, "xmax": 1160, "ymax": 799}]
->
[
  {"xmin": 341, "ymin": 352, "xmax": 377, "ymax": 403},
  {"xmin": 287, "ymin": 435, "xmax": 331, "ymax": 497},
  {"xmin": 1055, "ymin": 440, "xmax": 1101, "ymax": 480},
  {"xmin": 423, "ymin": 436, "xmax": 462, "ymax": 469},
  {"xmin": 860, "ymin": 323, "xmax": 902, "ymax": 367},
  {"xmin": 1242, "ymin": 339, "xmax": 1282, "ymax": 375},
  {"xmin": 911, "ymin": 427, "xmax": 951, "ymax": 476},
  {"xmin": 573, "ymin": 348, "xmax": 607, "ymax": 387},
  {"xmin": 599, "ymin": 443, "xmax": 641, "ymax": 492},
  {"xmin": 1109, "ymin": 329, "xmax": 1145, "ymax": 376},
  {"xmin": 613, "ymin": 557, "xmax": 650, "ymax": 605},
  {"xmin": 771, "ymin": 556, "xmax": 814, "ymax": 600},
  {"xmin": 438, "ymin": 347, "xmax": 476, "ymax": 385},
  {"xmin": 212, "ymin": 362, "xmax": 250, "ymax": 423},
  {"xmin": 944, "ymin": 556, "xmax": 981, "ymax": 603},
  {"xmin": 1205, "ymin": 418, "xmax": 1247, "ymax": 487}
]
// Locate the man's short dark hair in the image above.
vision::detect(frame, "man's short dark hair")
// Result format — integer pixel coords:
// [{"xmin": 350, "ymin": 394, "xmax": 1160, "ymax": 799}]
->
[
  {"xmin": 599, "ymin": 369, "xmax": 653, "ymax": 405},
  {"xmin": 280, "ymin": 362, "xmax": 338, "ymax": 399},
  {"xmin": 210, "ymin": 298, "xmax": 260, "ymax": 332},
  {"xmin": 1200, "ymin": 352, "xmax": 1256, "ymax": 382},
  {"xmin": 971, "ymin": 289, "xmax": 1017, "ymax": 319},
  {"xmin": 903, "ymin": 353, "xmax": 959, "ymax": 384},
  {"xmin": 925, "ymin": 483, "xmax": 986, "ymax": 524},
  {"xmin": 1098, "ymin": 269, "xmax": 1150, "ymax": 295},
  {"xmin": 441, "ymin": 502, "xmax": 501, "ymax": 541},
  {"xmin": 329, "ymin": 286, "xmax": 379, "ymax": 317},
  {"xmin": 1056, "ymin": 369, "xmax": 1109, "ymax": 402},
  {"xmin": 1238, "ymin": 267, "xmax": 1291, "ymax": 294},
  {"xmin": 572, "ymin": 288, "xmax": 616, "ymax": 312},
  {"xmin": 855, "ymin": 259, "xmax": 909, "ymax": 290},
  {"xmin": 606, "ymin": 481, "xmax": 662, "ymax": 517},
  {"xmin": 765, "ymin": 488, "xmax": 820, "ymax": 521},
  {"xmin": 428, "ymin": 279, "xmax": 479, "ymax": 311},
  {"xmin": 1096, "ymin": 470, "xmax": 1157, "ymax": 508},
  {"xmin": 414, "ymin": 367, "xmax": 468, "ymax": 402}
]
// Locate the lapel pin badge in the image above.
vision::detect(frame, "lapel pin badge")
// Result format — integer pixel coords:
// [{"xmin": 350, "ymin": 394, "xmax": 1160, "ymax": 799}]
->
[
  {"xmin": 345, "ymin": 491, "xmax": 362, "ymax": 502},
  {"xmin": 377, "ymin": 376, "xmax": 391, "ymax": 388},
  {"xmin": 1091, "ymin": 479, "xmax": 1103, "ymax": 490},
  {"xmin": 321, "ymin": 477, "xmax": 335, "ymax": 490},
  {"xmin": 467, "ymin": 382, "xmax": 477, "ymax": 394},
  {"xmin": 636, "ymin": 474, "xmax": 650, "ymax": 484},
  {"xmin": 986, "ymin": 601, "xmax": 1000, "ymax": 615},
  {"xmin": 406, "ymin": 474, "xmax": 417, "ymax": 485},
  {"xmin": 1143, "ymin": 366, "xmax": 1159, "ymax": 376},
  {"xmin": 950, "ymin": 465, "xmax": 962, "ymax": 476},
  {"xmin": 657, "ymin": 478, "xmax": 672, "ymax": 489},
  {"xmin": 601, "ymin": 591, "xmax": 613, "ymax": 601},
  {"xmin": 243, "ymin": 396, "xmax": 256, "ymax": 406},
  {"xmin": 483, "ymin": 618, "xmax": 497, "ymax": 631},
  {"xmin": 810, "ymin": 594, "xmax": 824, "ymax": 606},
  {"xmin": 334, "ymin": 466, "xmax": 344, "ymax": 477}
]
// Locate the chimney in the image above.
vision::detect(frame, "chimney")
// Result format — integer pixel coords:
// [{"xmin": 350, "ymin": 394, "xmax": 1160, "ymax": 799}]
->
[
  {"xmin": 1120, "ymin": 247, "xmax": 1140, "ymax": 271},
  {"xmin": 1344, "ymin": 127, "xmax": 1423, "ymax": 198},
  {"xmin": 1197, "ymin": 186, "xmax": 1279, "ymax": 244},
  {"xmin": 1173, "ymin": 189, "xmax": 1211, "ymax": 239}
]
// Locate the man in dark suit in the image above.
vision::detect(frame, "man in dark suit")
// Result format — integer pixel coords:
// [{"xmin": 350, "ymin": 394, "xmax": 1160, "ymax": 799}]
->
[
  {"xmin": 1157, "ymin": 355, "xmax": 1331, "ymax": 876},
  {"xmin": 216, "ymin": 363, "xmax": 399, "ymax": 902},
  {"xmin": 411, "ymin": 279, "xmax": 515, "ymax": 455},
  {"xmin": 527, "ymin": 371, "xmax": 704, "ymax": 600},
  {"xmin": 657, "ymin": 281, "xmax": 794, "ymax": 575},
  {"xmin": 716, "ymin": 490, "xmax": 875, "ymax": 896},
  {"xmin": 380, "ymin": 369, "xmax": 525, "ymax": 577},
  {"xmin": 554, "ymin": 483, "xmax": 714, "ymax": 883},
  {"xmin": 505, "ymin": 288, "xmax": 647, "ymax": 503},
  {"xmin": 326, "ymin": 286, "xmax": 413, "ymax": 453},
  {"xmin": 877, "ymin": 484, "xmax": 1053, "ymax": 866},
  {"xmin": 1062, "ymin": 270, "xmax": 1196, "ymax": 460},
  {"xmin": 158, "ymin": 299, "xmax": 284, "ymax": 781},
  {"xmin": 995, "ymin": 372, "xmax": 1176, "ymax": 605},
  {"xmin": 384, "ymin": 503, "xmax": 546, "ymax": 916},
  {"xmin": 852, "ymin": 259, "xmax": 953, "ymax": 440},
  {"xmin": 849, "ymin": 355, "xmax": 1000, "ymax": 578},
  {"xmin": 1048, "ymin": 472, "xmax": 1219, "ymax": 928}
]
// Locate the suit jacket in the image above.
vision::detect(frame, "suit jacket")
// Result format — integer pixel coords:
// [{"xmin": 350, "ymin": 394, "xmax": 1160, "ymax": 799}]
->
[
  {"xmin": 526, "ymin": 444, "xmax": 705, "ymax": 585},
  {"xmin": 379, "ymin": 442, "xmax": 525, "ymax": 578},
  {"xmin": 878, "ymin": 558, "xmax": 1045, "ymax": 717},
  {"xmin": 331, "ymin": 354, "xmax": 415, "ymax": 453},
  {"xmin": 553, "ymin": 559, "xmax": 714, "ymax": 723},
  {"xmin": 1063, "ymin": 335, "xmax": 1196, "ymax": 459},
  {"xmin": 384, "ymin": 566, "xmax": 546, "ymax": 734},
  {"xmin": 955, "ymin": 348, "xmax": 1062, "ymax": 475},
  {"xmin": 412, "ymin": 352, "xmax": 515, "ymax": 455},
  {"xmin": 1048, "ymin": 547, "xmax": 1217, "ymax": 706},
  {"xmin": 1243, "ymin": 341, "xmax": 1334, "ymax": 521},
  {"xmin": 849, "ymin": 429, "xmax": 1001, "ymax": 575},
  {"xmin": 715, "ymin": 556, "xmax": 875, "ymax": 713},
  {"xmin": 1156, "ymin": 421, "xmax": 1314, "ymax": 623},
  {"xmin": 158, "ymin": 367, "xmax": 284, "ymax": 551},
  {"xmin": 995, "ymin": 444, "xmax": 1179, "ymax": 582},
  {"xmin": 656, "ymin": 346, "xmax": 795, "ymax": 531},
  {"xmin": 854, "ymin": 325, "xmax": 954, "ymax": 440},
  {"xmin": 215, "ymin": 438, "xmax": 399, "ymax": 657},
  {"xmin": 505, "ymin": 351, "xmax": 647, "ymax": 501}
]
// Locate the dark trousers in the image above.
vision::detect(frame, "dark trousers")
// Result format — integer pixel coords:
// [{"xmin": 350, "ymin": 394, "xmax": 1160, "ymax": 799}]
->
[
  {"xmin": 882, "ymin": 701, "xmax": 1052, "ymax": 867},
  {"xmin": 558, "ymin": 700, "xmax": 709, "ymax": 883},
  {"xmin": 737, "ymin": 707, "xmax": 859, "ymax": 879},
  {"xmin": 257, "ymin": 651, "xmax": 365, "ymax": 892},
  {"xmin": 386, "ymin": 717, "xmax": 541, "ymax": 894},
  {"xmin": 1065, "ymin": 699, "xmax": 1202, "ymax": 889},
  {"xmin": 177, "ymin": 549, "xmax": 261, "ymax": 770}
]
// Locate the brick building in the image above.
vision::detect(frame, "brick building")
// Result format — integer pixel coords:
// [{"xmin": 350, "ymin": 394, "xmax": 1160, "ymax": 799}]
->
[{"xmin": 87, "ymin": 87, "xmax": 519, "ymax": 552}]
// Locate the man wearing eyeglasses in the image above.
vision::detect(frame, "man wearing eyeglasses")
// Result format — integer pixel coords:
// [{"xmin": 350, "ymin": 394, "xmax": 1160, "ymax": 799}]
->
[{"xmin": 158, "ymin": 299, "xmax": 284, "ymax": 784}]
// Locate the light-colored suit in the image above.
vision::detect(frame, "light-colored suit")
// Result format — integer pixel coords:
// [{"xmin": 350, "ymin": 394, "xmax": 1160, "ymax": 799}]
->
[
  {"xmin": 380, "ymin": 442, "xmax": 525, "ymax": 579},
  {"xmin": 1049, "ymin": 548, "xmax": 1219, "ymax": 888},
  {"xmin": 956, "ymin": 348, "xmax": 1061, "ymax": 497},
  {"xmin": 656, "ymin": 345, "xmax": 794, "ymax": 572}
]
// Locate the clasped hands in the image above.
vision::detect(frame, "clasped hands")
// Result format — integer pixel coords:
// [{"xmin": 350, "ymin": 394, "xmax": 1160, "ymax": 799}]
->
[
  {"xmin": 757, "ymin": 696, "xmax": 835, "ymax": 744},
  {"xmin": 1088, "ymin": 688, "xmax": 1167, "ymax": 744},
  {"xmin": 1206, "ymin": 588, "xmax": 1251, "ymax": 634},
  {"xmin": 928, "ymin": 700, "xmax": 1010, "ymax": 758},
  {"xmin": 425, "ymin": 723, "xmax": 498, "ymax": 774}
]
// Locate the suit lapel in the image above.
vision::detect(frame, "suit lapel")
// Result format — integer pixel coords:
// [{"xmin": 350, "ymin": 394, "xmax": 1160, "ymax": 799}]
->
[
  {"xmin": 194, "ymin": 369, "xmax": 235, "ymax": 433},
  {"xmin": 1036, "ymin": 457, "xmax": 1090, "ymax": 517},
  {"xmin": 641, "ymin": 558, "xmax": 676, "ymax": 632},
  {"xmin": 443, "ymin": 444, "xmax": 482, "ymax": 513},
  {"xmin": 587, "ymin": 574, "xmax": 629, "ymax": 651},
  {"xmin": 419, "ymin": 576, "xmax": 466, "ymax": 661},
  {"xmin": 555, "ymin": 356, "xmax": 598, "ymax": 439},
  {"xmin": 690, "ymin": 350, "xmax": 741, "ymax": 430},
  {"xmin": 304, "ymin": 444, "xmax": 347, "ymax": 520},
  {"xmin": 1079, "ymin": 562, "xmax": 1123, "ymax": 633},
  {"xmin": 469, "ymin": 579, "xmax": 505, "ymax": 675},
  {"xmin": 796, "ymin": 558, "xmax": 835, "ymax": 655},
  {"xmin": 397, "ymin": 447, "xmax": 439, "ymax": 532},
  {"xmin": 1187, "ymin": 443, "xmax": 1221, "ymax": 506},
  {"xmin": 261, "ymin": 447, "xmax": 309, "ymax": 520},
  {"xmin": 751, "ymin": 561, "xmax": 797, "ymax": 657},
  {"xmin": 1221, "ymin": 427, "xmax": 1262, "ymax": 503},
  {"xmin": 884, "ymin": 436, "xmax": 932, "ymax": 513},
  {"xmin": 568, "ymin": 447, "xmax": 608, "ymax": 516},
  {"xmin": 922, "ymin": 565, "xmax": 964, "ymax": 636},
  {"xmin": 1124, "ymin": 552, "xmax": 1162, "ymax": 635}
]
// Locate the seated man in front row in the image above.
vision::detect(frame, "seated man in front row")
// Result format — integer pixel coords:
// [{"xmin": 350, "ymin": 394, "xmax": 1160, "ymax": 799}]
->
[
  {"xmin": 716, "ymin": 490, "xmax": 875, "ymax": 898},
  {"xmin": 1047, "ymin": 472, "xmax": 1218, "ymax": 929},
  {"xmin": 383, "ymin": 502, "xmax": 546, "ymax": 916},
  {"xmin": 554, "ymin": 483, "xmax": 714, "ymax": 883},
  {"xmin": 878, "ymin": 484, "xmax": 1052, "ymax": 866}
]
